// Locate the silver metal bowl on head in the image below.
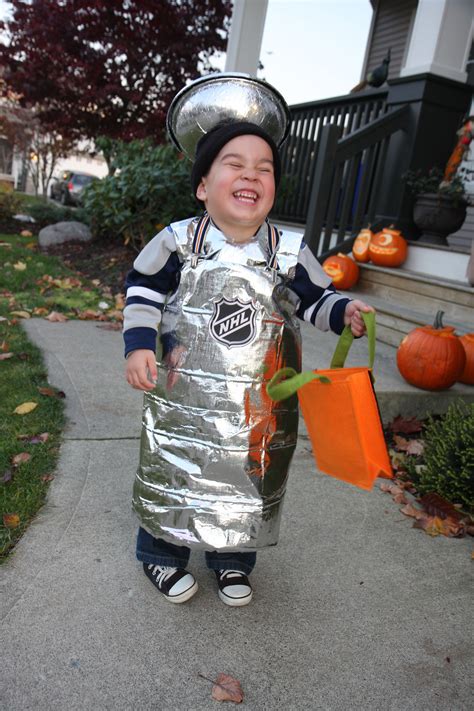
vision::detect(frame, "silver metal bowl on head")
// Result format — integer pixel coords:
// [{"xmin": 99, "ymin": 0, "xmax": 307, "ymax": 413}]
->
[{"xmin": 166, "ymin": 72, "xmax": 290, "ymax": 161}]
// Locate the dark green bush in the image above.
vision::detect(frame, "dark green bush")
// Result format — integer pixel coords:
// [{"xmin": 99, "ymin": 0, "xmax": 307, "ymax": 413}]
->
[
  {"xmin": 25, "ymin": 201, "xmax": 88, "ymax": 228},
  {"xmin": 411, "ymin": 401, "xmax": 474, "ymax": 512},
  {"xmin": 83, "ymin": 139, "xmax": 199, "ymax": 250},
  {"xmin": 0, "ymin": 188, "xmax": 23, "ymax": 220}
]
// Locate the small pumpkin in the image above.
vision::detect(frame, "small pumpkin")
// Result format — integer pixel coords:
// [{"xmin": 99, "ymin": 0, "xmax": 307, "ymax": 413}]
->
[
  {"xmin": 322, "ymin": 253, "xmax": 360, "ymax": 290},
  {"xmin": 352, "ymin": 227, "xmax": 373, "ymax": 263},
  {"xmin": 458, "ymin": 333, "xmax": 474, "ymax": 384},
  {"xmin": 368, "ymin": 225, "xmax": 407, "ymax": 267},
  {"xmin": 397, "ymin": 311, "xmax": 466, "ymax": 390}
]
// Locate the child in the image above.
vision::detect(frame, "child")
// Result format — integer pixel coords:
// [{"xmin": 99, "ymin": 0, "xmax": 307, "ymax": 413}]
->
[{"xmin": 124, "ymin": 114, "xmax": 373, "ymax": 607}]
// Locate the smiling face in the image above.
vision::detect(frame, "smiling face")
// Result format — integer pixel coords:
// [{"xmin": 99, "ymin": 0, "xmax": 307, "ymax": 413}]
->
[{"xmin": 196, "ymin": 134, "xmax": 276, "ymax": 243}]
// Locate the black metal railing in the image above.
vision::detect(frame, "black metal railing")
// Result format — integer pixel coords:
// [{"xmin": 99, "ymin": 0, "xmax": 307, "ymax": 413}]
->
[
  {"xmin": 272, "ymin": 89, "xmax": 388, "ymax": 223},
  {"xmin": 304, "ymin": 104, "xmax": 410, "ymax": 260}
]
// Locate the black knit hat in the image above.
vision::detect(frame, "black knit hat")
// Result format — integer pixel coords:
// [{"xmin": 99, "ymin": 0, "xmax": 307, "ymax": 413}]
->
[{"xmin": 191, "ymin": 121, "xmax": 282, "ymax": 197}]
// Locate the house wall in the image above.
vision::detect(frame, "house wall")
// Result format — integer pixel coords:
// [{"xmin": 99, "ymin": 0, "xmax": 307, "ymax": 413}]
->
[{"xmin": 364, "ymin": 0, "xmax": 418, "ymax": 81}]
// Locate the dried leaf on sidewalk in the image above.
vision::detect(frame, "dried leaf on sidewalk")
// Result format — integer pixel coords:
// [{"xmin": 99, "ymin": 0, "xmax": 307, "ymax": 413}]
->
[
  {"xmin": 400, "ymin": 503, "xmax": 425, "ymax": 520},
  {"xmin": 199, "ymin": 673, "xmax": 244, "ymax": 704},
  {"xmin": 96, "ymin": 323, "xmax": 122, "ymax": 331},
  {"xmin": 419, "ymin": 493, "xmax": 467, "ymax": 522},
  {"xmin": 45, "ymin": 311, "xmax": 68, "ymax": 322},
  {"xmin": 13, "ymin": 401, "xmax": 38, "ymax": 415},
  {"xmin": 389, "ymin": 415, "xmax": 424, "ymax": 434},
  {"xmin": 413, "ymin": 515, "xmax": 445, "ymax": 536}
]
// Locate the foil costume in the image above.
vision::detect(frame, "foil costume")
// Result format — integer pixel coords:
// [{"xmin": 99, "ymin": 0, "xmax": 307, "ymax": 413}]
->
[{"xmin": 132, "ymin": 214, "xmax": 303, "ymax": 551}]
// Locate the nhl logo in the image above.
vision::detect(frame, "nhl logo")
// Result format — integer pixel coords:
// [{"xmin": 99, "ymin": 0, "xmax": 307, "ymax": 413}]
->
[{"xmin": 209, "ymin": 297, "xmax": 257, "ymax": 349}]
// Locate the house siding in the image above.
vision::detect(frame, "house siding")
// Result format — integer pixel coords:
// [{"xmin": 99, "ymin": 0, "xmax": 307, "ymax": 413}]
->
[{"xmin": 365, "ymin": 0, "xmax": 418, "ymax": 81}]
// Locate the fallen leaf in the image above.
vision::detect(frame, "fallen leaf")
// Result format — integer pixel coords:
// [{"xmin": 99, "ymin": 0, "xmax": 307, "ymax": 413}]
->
[
  {"xmin": 406, "ymin": 439, "xmax": 424, "ymax": 456},
  {"xmin": 393, "ymin": 435, "xmax": 410, "ymax": 451},
  {"xmin": 20, "ymin": 229, "xmax": 33, "ymax": 237},
  {"xmin": 98, "ymin": 301, "xmax": 110, "ymax": 310},
  {"xmin": 3, "ymin": 513, "xmax": 20, "ymax": 528},
  {"xmin": 96, "ymin": 322, "xmax": 122, "ymax": 331},
  {"xmin": 77, "ymin": 309, "xmax": 100, "ymax": 320},
  {"xmin": 400, "ymin": 503, "xmax": 425, "ymax": 520},
  {"xmin": 13, "ymin": 401, "xmax": 38, "ymax": 415},
  {"xmin": 38, "ymin": 386, "xmax": 65, "ymax": 398},
  {"xmin": 419, "ymin": 493, "xmax": 466, "ymax": 522},
  {"xmin": 105, "ymin": 309, "xmax": 123, "ymax": 321},
  {"xmin": 12, "ymin": 452, "xmax": 31, "ymax": 465},
  {"xmin": 1, "ymin": 469, "xmax": 13, "ymax": 483},
  {"xmin": 41, "ymin": 474, "xmax": 55, "ymax": 482},
  {"xmin": 392, "ymin": 491, "xmax": 408, "ymax": 504},
  {"xmin": 114, "ymin": 293, "xmax": 125, "ymax": 309},
  {"xmin": 32, "ymin": 306, "xmax": 49, "ymax": 316},
  {"xmin": 389, "ymin": 415, "xmax": 424, "ymax": 434},
  {"xmin": 0, "ymin": 352, "xmax": 14, "ymax": 360},
  {"xmin": 0, "ymin": 241, "xmax": 12, "ymax": 247},
  {"xmin": 198, "ymin": 673, "xmax": 244, "ymax": 704},
  {"xmin": 17, "ymin": 432, "xmax": 49, "ymax": 444},
  {"xmin": 13, "ymin": 260, "xmax": 27, "ymax": 271},
  {"xmin": 0, "ymin": 340, "xmax": 10, "ymax": 351},
  {"xmin": 10, "ymin": 310, "xmax": 31, "ymax": 319},
  {"xmin": 45, "ymin": 311, "xmax": 68, "ymax": 322},
  {"xmin": 91, "ymin": 279, "xmax": 101, "ymax": 286},
  {"xmin": 413, "ymin": 515, "xmax": 445, "ymax": 537}
]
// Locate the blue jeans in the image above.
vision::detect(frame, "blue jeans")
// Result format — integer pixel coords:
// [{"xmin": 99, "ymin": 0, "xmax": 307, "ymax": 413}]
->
[{"xmin": 136, "ymin": 527, "xmax": 256, "ymax": 575}]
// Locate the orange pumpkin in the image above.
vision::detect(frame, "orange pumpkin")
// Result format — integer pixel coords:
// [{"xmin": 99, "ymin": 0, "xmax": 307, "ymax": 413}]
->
[
  {"xmin": 352, "ymin": 228, "xmax": 373, "ymax": 263},
  {"xmin": 458, "ymin": 333, "xmax": 474, "ymax": 384},
  {"xmin": 397, "ymin": 312, "xmax": 466, "ymax": 390},
  {"xmin": 368, "ymin": 226, "xmax": 408, "ymax": 267},
  {"xmin": 322, "ymin": 253, "xmax": 359, "ymax": 290}
]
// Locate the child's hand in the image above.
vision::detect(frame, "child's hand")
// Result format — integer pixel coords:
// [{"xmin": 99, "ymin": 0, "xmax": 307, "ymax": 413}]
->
[
  {"xmin": 344, "ymin": 300, "xmax": 375, "ymax": 337},
  {"xmin": 164, "ymin": 345, "xmax": 187, "ymax": 390},
  {"xmin": 126, "ymin": 349, "xmax": 157, "ymax": 391}
]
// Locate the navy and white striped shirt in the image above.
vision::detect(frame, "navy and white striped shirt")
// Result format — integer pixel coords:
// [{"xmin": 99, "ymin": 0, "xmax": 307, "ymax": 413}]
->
[{"xmin": 123, "ymin": 220, "xmax": 350, "ymax": 357}]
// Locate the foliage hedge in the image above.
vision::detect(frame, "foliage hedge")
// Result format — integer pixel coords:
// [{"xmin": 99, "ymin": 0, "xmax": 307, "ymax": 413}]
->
[
  {"xmin": 410, "ymin": 401, "xmax": 474, "ymax": 512},
  {"xmin": 83, "ymin": 140, "xmax": 199, "ymax": 250},
  {"xmin": 25, "ymin": 201, "xmax": 89, "ymax": 228}
]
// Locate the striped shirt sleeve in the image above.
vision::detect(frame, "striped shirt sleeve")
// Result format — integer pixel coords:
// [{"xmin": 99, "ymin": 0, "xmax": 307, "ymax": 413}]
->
[
  {"xmin": 289, "ymin": 241, "xmax": 351, "ymax": 334},
  {"xmin": 123, "ymin": 226, "xmax": 181, "ymax": 357}
]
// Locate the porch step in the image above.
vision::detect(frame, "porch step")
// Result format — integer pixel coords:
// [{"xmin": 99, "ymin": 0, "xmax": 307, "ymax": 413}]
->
[{"xmin": 342, "ymin": 263, "xmax": 474, "ymax": 346}]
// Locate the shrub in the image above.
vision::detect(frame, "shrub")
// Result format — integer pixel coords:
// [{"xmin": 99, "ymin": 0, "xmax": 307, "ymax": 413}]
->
[
  {"xmin": 0, "ymin": 188, "xmax": 23, "ymax": 220},
  {"xmin": 83, "ymin": 139, "xmax": 199, "ymax": 250},
  {"xmin": 25, "ymin": 201, "xmax": 89, "ymax": 229},
  {"xmin": 410, "ymin": 401, "xmax": 474, "ymax": 512}
]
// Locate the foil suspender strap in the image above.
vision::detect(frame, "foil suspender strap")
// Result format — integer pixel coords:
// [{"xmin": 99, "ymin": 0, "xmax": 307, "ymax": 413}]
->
[
  {"xmin": 191, "ymin": 213, "xmax": 212, "ymax": 267},
  {"xmin": 266, "ymin": 221, "xmax": 280, "ymax": 279}
]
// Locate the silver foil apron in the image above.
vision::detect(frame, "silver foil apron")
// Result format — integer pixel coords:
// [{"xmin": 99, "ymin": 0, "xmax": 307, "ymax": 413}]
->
[{"xmin": 133, "ymin": 218, "xmax": 302, "ymax": 550}]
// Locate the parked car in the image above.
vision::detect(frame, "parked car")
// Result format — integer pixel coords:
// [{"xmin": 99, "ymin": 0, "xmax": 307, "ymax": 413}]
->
[{"xmin": 50, "ymin": 170, "xmax": 98, "ymax": 206}]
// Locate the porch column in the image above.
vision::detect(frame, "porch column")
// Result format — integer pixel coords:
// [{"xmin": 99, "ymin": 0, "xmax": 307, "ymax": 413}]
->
[
  {"xmin": 400, "ymin": 0, "xmax": 473, "ymax": 83},
  {"xmin": 224, "ymin": 0, "xmax": 268, "ymax": 76}
]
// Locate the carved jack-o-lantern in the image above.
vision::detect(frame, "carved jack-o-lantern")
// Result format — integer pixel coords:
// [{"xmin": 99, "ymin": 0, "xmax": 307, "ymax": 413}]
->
[
  {"xmin": 368, "ymin": 226, "xmax": 408, "ymax": 267},
  {"xmin": 352, "ymin": 228, "xmax": 373, "ymax": 263},
  {"xmin": 322, "ymin": 253, "xmax": 360, "ymax": 290}
]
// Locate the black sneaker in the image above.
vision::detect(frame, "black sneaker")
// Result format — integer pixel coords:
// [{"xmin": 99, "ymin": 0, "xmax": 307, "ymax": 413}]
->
[
  {"xmin": 143, "ymin": 563, "xmax": 198, "ymax": 603},
  {"xmin": 215, "ymin": 569, "xmax": 253, "ymax": 607}
]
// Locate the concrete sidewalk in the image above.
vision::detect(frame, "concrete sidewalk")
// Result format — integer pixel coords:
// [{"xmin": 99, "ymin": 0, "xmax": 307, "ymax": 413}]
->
[{"xmin": 1, "ymin": 320, "xmax": 472, "ymax": 710}]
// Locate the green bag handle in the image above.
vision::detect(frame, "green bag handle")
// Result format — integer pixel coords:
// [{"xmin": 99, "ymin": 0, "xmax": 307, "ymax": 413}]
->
[
  {"xmin": 330, "ymin": 310, "xmax": 375, "ymax": 369},
  {"xmin": 267, "ymin": 311, "xmax": 376, "ymax": 402}
]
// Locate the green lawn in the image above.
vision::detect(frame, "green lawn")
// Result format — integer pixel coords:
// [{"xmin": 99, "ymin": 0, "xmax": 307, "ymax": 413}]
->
[{"xmin": 0, "ymin": 232, "xmax": 107, "ymax": 560}]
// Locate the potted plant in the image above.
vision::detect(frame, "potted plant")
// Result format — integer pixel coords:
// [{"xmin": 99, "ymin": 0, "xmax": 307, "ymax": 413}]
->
[{"xmin": 403, "ymin": 167, "xmax": 470, "ymax": 246}]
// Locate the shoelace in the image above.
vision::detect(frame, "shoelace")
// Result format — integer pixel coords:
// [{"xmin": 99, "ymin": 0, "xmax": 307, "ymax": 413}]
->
[{"xmin": 148, "ymin": 564, "xmax": 178, "ymax": 585}]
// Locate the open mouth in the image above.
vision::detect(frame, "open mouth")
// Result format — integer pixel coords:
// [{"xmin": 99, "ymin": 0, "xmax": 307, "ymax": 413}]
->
[{"xmin": 233, "ymin": 190, "xmax": 258, "ymax": 204}]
